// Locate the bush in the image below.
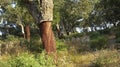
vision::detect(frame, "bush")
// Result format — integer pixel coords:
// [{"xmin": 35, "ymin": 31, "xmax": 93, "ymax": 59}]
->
[
  {"xmin": 89, "ymin": 31, "xmax": 100, "ymax": 39},
  {"xmin": 5, "ymin": 35, "xmax": 19, "ymax": 42},
  {"xmin": 8, "ymin": 52, "xmax": 56, "ymax": 67},
  {"xmin": 71, "ymin": 33, "xmax": 84, "ymax": 38},
  {"xmin": 56, "ymin": 39, "xmax": 67, "ymax": 51},
  {"xmin": 64, "ymin": 33, "xmax": 84, "ymax": 40},
  {"xmin": 28, "ymin": 34, "xmax": 43, "ymax": 52},
  {"xmin": 36, "ymin": 52, "xmax": 56, "ymax": 67},
  {"xmin": 9, "ymin": 53, "xmax": 40, "ymax": 67},
  {"xmin": 116, "ymin": 31, "xmax": 120, "ymax": 43},
  {"xmin": 115, "ymin": 28, "xmax": 120, "ymax": 38},
  {"xmin": 116, "ymin": 37, "xmax": 120, "ymax": 43},
  {"xmin": 90, "ymin": 36, "xmax": 108, "ymax": 50},
  {"xmin": 99, "ymin": 28, "xmax": 110, "ymax": 34}
]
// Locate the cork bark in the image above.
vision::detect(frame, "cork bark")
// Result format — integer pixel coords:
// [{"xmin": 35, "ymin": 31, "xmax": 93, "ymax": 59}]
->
[
  {"xmin": 40, "ymin": 0, "xmax": 53, "ymax": 22},
  {"xmin": 26, "ymin": 0, "xmax": 56, "ymax": 54}
]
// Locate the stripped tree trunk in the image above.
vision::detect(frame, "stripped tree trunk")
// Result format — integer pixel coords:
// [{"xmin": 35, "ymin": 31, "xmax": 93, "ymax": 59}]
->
[
  {"xmin": 25, "ymin": 0, "xmax": 56, "ymax": 54},
  {"xmin": 25, "ymin": 25, "xmax": 30, "ymax": 41},
  {"xmin": 39, "ymin": 22, "xmax": 56, "ymax": 54}
]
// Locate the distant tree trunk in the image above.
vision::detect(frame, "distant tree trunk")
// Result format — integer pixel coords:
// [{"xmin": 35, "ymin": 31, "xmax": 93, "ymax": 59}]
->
[
  {"xmin": 113, "ymin": 22, "xmax": 117, "ymax": 27},
  {"xmin": 61, "ymin": 20, "xmax": 69, "ymax": 35},
  {"xmin": 39, "ymin": 22, "xmax": 56, "ymax": 54},
  {"xmin": 0, "ymin": 44, "xmax": 1, "ymax": 59},
  {"xmin": 56, "ymin": 24, "xmax": 61, "ymax": 38},
  {"xmin": 19, "ymin": 24, "xmax": 25, "ymax": 38},
  {"xmin": 25, "ymin": 25, "xmax": 30, "ymax": 41}
]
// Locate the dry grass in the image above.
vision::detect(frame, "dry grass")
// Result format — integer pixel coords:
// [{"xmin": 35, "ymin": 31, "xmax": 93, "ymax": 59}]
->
[
  {"xmin": 57, "ymin": 49, "xmax": 120, "ymax": 67},
  {"xmin": 0, "ymin": 38, "xmax": 120, "ymax": 67}
]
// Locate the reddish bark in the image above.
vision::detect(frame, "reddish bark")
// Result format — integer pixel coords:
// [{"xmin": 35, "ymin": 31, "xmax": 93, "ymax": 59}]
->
[
  {"xmin": 25, "ymin": 25, "xmax": 30, "ymax": 41},
  {"xmin": 39, "ymin": 21, "xmax": 56, "ymax": 54}
]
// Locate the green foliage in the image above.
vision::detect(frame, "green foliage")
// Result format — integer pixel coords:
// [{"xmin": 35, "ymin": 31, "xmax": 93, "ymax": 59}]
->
[
  {"xmin": 89, "ymin": 31, "xmax": 100, "ymax": 39},
  {"xmin": 64, "ymin": 33, "xmax": 84, "ymax": 40},
  {"xmin": 88, "ymin": 0, "xmax": 120, "ymax": 26},
  {"xmin": 9, "ymin": 53, "xmax": 40, "ymax": 67},
  {"xmin": 53, "ymin": 11, "xmax": 60, "ymax": 26},
  {"xmin": 90, "ymin": 35, "xmax": 108, "ymax": 50},
  {"xmin": 116, "ymin": 29, "xmax": 120, "ymax": 43},
  {"xmin": 8, "ymin": 52, "xmax": 55, "ymax": 67},
  {"xmin": 70, "ymin": 33, "xmax": 84, "ymax": 38},
  {"xmin": 99, "ymin": 28, "xmax": 111, "ymax": 34},
  {"xmin": 116, "ymin": 37, "xmax": 120, "ymax": 43},
  {"xmin": 56, "ymin": 39, "xmax": 67, "ymax": 51},
  {"xmin": 5, "ymin": 35, "xmax": 19, "ymax": 42},
  {"xmin": 28, "ymin": 34, "xmax": 43, "ymax": 52},
  {"xmin": 58, "ymin": 0, "xmax": 98, "ymax": 34},
  {"xmin": 36, "ymin": 52, "xmax": 56, "ymax": 67}
]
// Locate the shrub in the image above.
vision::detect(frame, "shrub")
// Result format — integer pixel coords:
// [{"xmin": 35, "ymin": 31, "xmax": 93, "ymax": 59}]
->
[
  {"xmin": 99, "ymin": 28, "xmax": 110, "ymax": 34},
  {"xmin": 56, "ymin": 39, "xmax": 67, "ymax": 51},
  {"xmin": 28, "ymin": 34, "xmax": 43, "ymax": 52},
  {"xmin": 5, "ymin": 35, "xmax": 19, "ymax": 42},
  {"xmin": 8, "ymin": 52, "xmax": 56, "ymax": 67},
  {"xmin": 116, "ymin": 37, "xmax": 120, "ymax": 43},
  {"xmin": 115, "ymin": 30, "xmax": 120, "ymax": 38},
  {"xmin": 90, "ymin": 36, "xmax": 108, "ymax": 50},
  {"xmin": 36, "ymin": 52, "xmax": 56, "ymax": 67},
  {"xmin": 8, "ymin": 53, "xmax": 41, "ymax": 67},
  {"xmin": 64, "ymin": 33, "xmax": 84, "ymax": 40},
  {"xmin": 89, "ymin": 31, "xmax": 100, "ymax": 39},
  {"xmin": 116, "ymin": 31, "xmax": 120, "ymax": 43},
  {"xmin": 71, "ymin": 33, "xmax": 84, "ymax": 38}
]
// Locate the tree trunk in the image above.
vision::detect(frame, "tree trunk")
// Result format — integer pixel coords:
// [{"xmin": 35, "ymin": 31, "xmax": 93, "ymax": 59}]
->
[
  {"xmin": 19, "ymin": 24, "xmax": 25, "ymax": 38},
  {"xmin": 25, "ymin": 25, "xmax": 30, "ymax": 41},
  {"xmin": 25, "ymin": 0, "xmax": 56, "ymax": 55},
  {"xmin": 38, "ymin": 21, "xmax": 56, "ymax": 54},
  {"xmin": 56, "ymin": 24, "xmax": 61, "ymax": 38}
]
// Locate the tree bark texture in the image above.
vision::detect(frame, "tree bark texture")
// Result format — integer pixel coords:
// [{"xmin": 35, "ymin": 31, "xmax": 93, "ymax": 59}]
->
[
  {"xmin": 26, "ymin": 0, "xmax": 56, "ymax": 54},
  {"xmin": 39, "ymin": 21, "xmax": 56, "ymax": 54},
  {"xmin": 25, "ymin": 25, "xmax": 30, "ymax": 41},
  {"xmin": 40, "ymin": 0, "xmax": 53, "ymax": 23}
]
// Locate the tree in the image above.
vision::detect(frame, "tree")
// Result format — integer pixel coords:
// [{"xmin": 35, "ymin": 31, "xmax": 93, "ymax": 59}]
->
[
  {"xmin": 18, "ymin": 0, "xmax": 56, "ymax": 54},
  {"xmin": 3, "ymin": 3, "xmax": 33, "ymax": 41},
  {"xmin": 59, "ymin": 0, "xmax": 97, "ymax": 35},
  {"xmin": 53, "ymin": 0, "xmax": 65, "ymax": 38},
  {"xmin": 88, "ymin": 0, "xmax": 120, "ymax": 28}
]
